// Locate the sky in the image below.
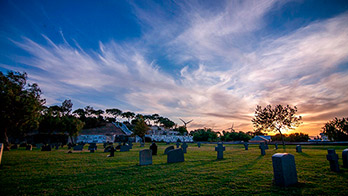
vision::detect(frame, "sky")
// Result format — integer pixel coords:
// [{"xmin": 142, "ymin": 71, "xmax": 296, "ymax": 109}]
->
[{"xmin": 1, "ymin": 0, "xmax": 348, "ymax": 136}]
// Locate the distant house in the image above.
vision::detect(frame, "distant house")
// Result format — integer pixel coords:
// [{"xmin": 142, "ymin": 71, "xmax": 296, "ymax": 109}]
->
[
  {"xmin": 249, "ymin": 135, "xmax": 271, "ymax": 143},
  {"xmin": 76, "ymin": 123, "xmax": 126, "ymax": 143},
  {"xmin": 319, "ymin": 133, "xmax": 329, "ymax": 141}
]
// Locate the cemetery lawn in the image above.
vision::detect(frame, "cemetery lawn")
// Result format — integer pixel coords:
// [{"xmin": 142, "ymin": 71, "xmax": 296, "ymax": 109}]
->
[{"xmin": 1, "ymin": 144, "xmax": 347, "ymax": 195}]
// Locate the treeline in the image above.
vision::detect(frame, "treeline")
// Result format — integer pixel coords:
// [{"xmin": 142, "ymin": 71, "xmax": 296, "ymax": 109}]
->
[
  {"xmin": 190, "ymin": 128, "xmax": 252, "ymax": 142},
  {"xmin": 271, "ymin": 133, "xmax": 309, "ymax": 142}
]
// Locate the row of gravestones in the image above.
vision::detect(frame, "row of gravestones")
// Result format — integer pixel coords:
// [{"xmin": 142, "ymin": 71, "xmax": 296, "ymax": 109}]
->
[{"xmin": 9, "ymin": 143, "xmax": 64, "ymax": 151}]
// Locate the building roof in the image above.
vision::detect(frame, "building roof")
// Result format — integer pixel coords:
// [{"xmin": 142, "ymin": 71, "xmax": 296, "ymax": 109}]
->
[{"xmin": 79, "ymin": 123, "xmax": 126, "ymax": 136}]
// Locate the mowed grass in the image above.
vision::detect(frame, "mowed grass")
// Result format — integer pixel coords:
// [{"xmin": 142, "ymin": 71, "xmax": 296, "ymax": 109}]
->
[{"xmin": 0, "ymin": 144, "xmax": 347, "ymax": 195}]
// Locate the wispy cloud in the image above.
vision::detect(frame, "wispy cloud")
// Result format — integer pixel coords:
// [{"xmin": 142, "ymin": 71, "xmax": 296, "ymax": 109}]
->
[{"xmin": 4, "ymin": 1, "xmax": 348, "ymax": 136}]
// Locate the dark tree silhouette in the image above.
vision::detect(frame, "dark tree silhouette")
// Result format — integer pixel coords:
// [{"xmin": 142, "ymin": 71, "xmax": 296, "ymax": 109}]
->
[
  {"xmin": 322, "ymin": 117, "xmax": 348, "ymax": 141},
  {"xmin": 251, "ymin": 104, "xmax": 302, "ymax": 146}
]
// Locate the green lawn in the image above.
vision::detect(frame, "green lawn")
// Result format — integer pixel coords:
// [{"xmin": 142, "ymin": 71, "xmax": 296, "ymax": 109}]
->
[{"xmin": 0, "ymin": 144, "xmax": 347, "ymax": 195}]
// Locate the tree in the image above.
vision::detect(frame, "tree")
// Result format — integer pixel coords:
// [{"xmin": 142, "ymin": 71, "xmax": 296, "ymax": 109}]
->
[
  {"xmin": 322, "ymin": 117, "xmax": 348, "ymax": 141},
  {"xmin": 251, "ymin": 104, "xmax": 302, "ymax": 146},
  {"xmin": 0, "ymin": 71, "xmax": 45, "ymax": 149},
  {"xmin": 61, "ymin": 99, "xmax": 73, "ymax": 116},
  {"xmin": 175, "ymin": 126, "xmax": 188, "ymax": 135},
  {"xmin": 61, "ymin": 116, "xmax": 84, "ymax": 144},
  {"xmin": 106, "ymin": 108, "xmax": 122, "ymax": 122},
  {"xmin": 132, "ymin": 116, "xmax": 150, "ymax": 142},
  {"xmin": 191, "ymin": 128, "xmax": 218, "ymax": 142},
  {"xmin": 122, "ymin": 111, "xmax": 135, "ymax": 122}
]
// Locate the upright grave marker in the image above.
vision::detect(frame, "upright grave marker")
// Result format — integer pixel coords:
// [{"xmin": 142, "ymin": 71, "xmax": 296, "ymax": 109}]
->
[
  {"xmin": 296, "ymin": 145, "xmax": 302, "ymax": 153},
  {"xmin": 343, "ymin": 149, "xmax": 348, "ymax": 168},
  {"xmin": 88, "ymin": 143, "xmax": 97, "ymax": 153},
  {"xmin": 120, "ymin": 145, "xmax": 130, "ymax": 152},
  {"xmin": 197, "ymin": 142, "xmax": 201, "ymax": 148},
  {"xmin": 272, "ymin": 153, "xmax": 298, "ymax": 187},
  {"xmin": 140, "ymin": 142, "xmax": 145, "ymax": 147},
  {"xmin": 73, "ymin": 144, "xmax": 84, "ymax": 151},
  {"xmin": 215, "ymin": 142, "xmax": 225, "ymax": 159},
  {"xmin": 164, "ymin": 146, "xmax": 175, "ymax": 154},
  {"xmin": 259, "ymin": 143, "xmax": 266, "ymax": 156},
  {"xmin": 244, "ymin": 143, "xmax": 248, "ymax": 150},
  {"xmin": 181, "ymin": 143, "xmax": 188, "ymax": 153},
  {"xmin": 167, "ymin": 148, "xmax": 184, "ymax": 163},
  {"xmin": 176, "ymin": 142, "xmax": 180, "ymax": 148},
  {"xmin": 107, "ymin": 146, "xmax": 115, "ymax": 157},
  {"xmin": 139, "ymin": 149, "xmax": 152, "ymax": 166},
  {"xmin": 265, "ymin": 143, "xmax": 269, "ymax": 150},
  {"xmin": 150, "ymin": 142, "xmax": 158, "ymax": 155},
  {"xmin": 326, "ymin": 149, "xmax": 340, "ymax": 172},
  {"xmin": 275, "ymin": 143, "xmax": 278, "ymax": 150}
]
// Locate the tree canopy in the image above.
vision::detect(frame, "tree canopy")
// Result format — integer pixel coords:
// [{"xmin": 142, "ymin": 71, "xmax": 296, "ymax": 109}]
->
[
  {"xmin": 322, "ymin": 117, "xmax": 348, "ymax": 141},
  {"xmin": 251, "ymin": 104, "xmax": 302, "ymax": 146}
]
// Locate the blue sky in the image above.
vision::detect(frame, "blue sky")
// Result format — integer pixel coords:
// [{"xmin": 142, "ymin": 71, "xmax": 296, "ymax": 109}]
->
[{"xmin": 1, "ymin": 0, "xmax": 348, "ymax": 135}]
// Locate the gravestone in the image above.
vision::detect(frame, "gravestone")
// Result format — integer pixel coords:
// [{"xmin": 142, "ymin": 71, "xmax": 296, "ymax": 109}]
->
[
  {"xmin": 150, "ymin": 142, "xmax": 158, "ymax": 155},
  {"xmin": 67, "ymin": 143, "xmax": 72, "ymax": 150},
  {"xmin": 215, "ymin": 142, "xmax": 226, "ymax": 159},
  {"xmin": 41, "ymin": 145, "xmax": 51, "ymax": 151},
  {"xmin": 128, "ymin": 142, "xmax": 133, "ymax": 149},
  {"xmin": 181, "ymin": 143, "xmax": 188, "ymax": 153},
  {"xmin": 107, "ymin": 146, "xmax": 115, "ymax": 157},
  {"xmin": 139, "ymin": 149, "xmax": 152, "ymax": 166},
  {"xmin": 176, "ymin": 142, "xmax": 180, "ymax": 148},
  {"xmin": 103, "ymin": 143, "xmax": 107, "ymax": 148},
  {"xmin": 140, "ymin": 142, "xmax": 145, "ymax": 147},
  {"xmin": 259, "ymin": 143, "xmax": 266, "ymax": 156},
  {"xmin": 73, "ymin": 144, "xmax": 84, "ymax": 151},
  {"xmin": 197, "ymin": 142, "xmax": 201, "ymax": 148},
  {"xmin": 275, "ymin": 143, "xmax": 278, "ymax": 150},
  {"xmin": 326, "ymin": 149, "xmax": 339, "ymax": 172},
  {"xmin": 55, "ymin": 143, "xmax": 60, "ymax": 150},
  {"xmin": 244, "ymin": 143, "xmax": 248, "ymax": 150},
  {"xmin": 272, "ymin": 153, "xmax": 298, "ymax": 186},
  {"xmin": 104, "ymin": 146, "xmax": 112, "ymax": 152},
  {"xmin": 120, "ymin": 145, "xmax": 130, "ymax": 152},
  {"xmin": 0, "ymin": 143, "xmax": 3, "ymax": 165},
  {"xmin": 265, "ymin": 143, "xmax": 269, "ymax": 150},
  {"xmin": 88, "ymin": 143, "xmax": 97, "ymax": 153},
  {"xmin": 164, "ymin": 146, "xmax": 175, "ymax": 154},
  {"xmin": 166, "ymin": 142, "xmax": 170, "ymax": 145},
  {"xmin": 296, "ymin": 145, "xmax": 302, "ymax": 153},
  {"xmin": 26, "ymin": 144, "xmax": 32, "ymax": 151},
  {"xmin": 343, "ymin": 149, "xmax": 348, "ymax": 168},
  {"xmin": 167, "ymin": 148, "xmax": 185, "ymax": 163}
]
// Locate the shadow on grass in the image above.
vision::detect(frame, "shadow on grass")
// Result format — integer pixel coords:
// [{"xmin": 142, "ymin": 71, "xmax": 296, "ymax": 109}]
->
[
  {"xmin": 297, "ymin": 152, "xmax": 311, "ymax": 157},
  {"xmin": 230, "ymin": 155, "xmax": 263, "ymax": 176}
]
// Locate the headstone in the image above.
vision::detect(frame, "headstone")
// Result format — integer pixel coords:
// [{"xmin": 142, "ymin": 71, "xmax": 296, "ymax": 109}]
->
[
  {"xmin": 73, "ymin": 144, "xmax": 84, "ymax": 151},
  {"xmin": 55, "ymin": 143, "xmax": 60, "ymax": 150},
  {"xmin": 164, "ymin": 146, "xmax": 175, "ymax": 154},
  {"xmin": 215, "ymin": 142, "xmax": 225, "ymax": 159},
  {"xmin": 150, "ymin": 142, "xmax": 158, "ymax": 155},
  {"xmin": 259, "ymin": 143, "xmax": 266, "ymax": 156},
  {"xmin": 326, "ymin": 149, "xmax": 340, "ymax": 172},
  {"xmin": 103, "ymin": 143, "xmax": 107, "ymax": 148},
  {"xmin": 107, "ymin": 146, "xmax": 115, "ymax": 157},
  {"xmin": 128, "ymin": 142, "xmax": 133, "ymax": 149},
  {"xmin": 244, "ymin": 143, "xmax": 248, "ymax": 150},
  {"xmin": 88, "ymin": 143, "xmax": 97, "ymax": 152},
  {"xmin": 67, "ymin": 143, "xmax": 72, "ymax": 150},
  {"xmin": 197, "ymin": 142, "xmax": 201, "ymax": 148},
  {"xmin": 167, "ymin": 148, "xmax": 185, "ymax": 163},
  {"xmin": 10, "ymin": 144, "xmax": 18, "ymax": 150},
  {"xmin": 139, "ymin": 149, "xmax": 152, "ymax": 166},
  {"xmin": 0, "ymin": 143, "xmax": 3, "ymax": 165},
  {"xmin": 272, "ymin": 153, "xmax": 298, "ymax": 186},
  {"xmin": 104, "ymin": 146, "xmax": 112, "ymax": 152},
  {"xmin": 120, "ymin": 145, "xmax": 130, "ymax": 152},
  {"xmin": 36, "ymin": 143, "xmax": 43, "ymax": 149},
  {"xmin": 140, "ymin": 142, "xmax": 145, "ymax": 147},
  {"xmin": 181, "ymin": 143, "xmax": 188, "ymax": 153},
  {"xmin": 265, "ymin": 143, "xmax": 269, "ymax": 150},
  {"xmin": 296, "ymin": 145, "xmax": 302, "ymax": 153},
  {"xmin": 176, "ymin": 142, "xmax": 180, "ymax": 148},
  {"xmin": 41, "ymin": 144, "xmax": 51, "ymax": 151},
  {"xmin": 343, "ymin": 149, "xmax": 348, "ymax": 168},
  {"xmin": 275, "ymin": 143, "xmax": 278, "ymax": 150},
  {"xmin": 166, "ymin": 142, "xmax": 170, "ymax": 145},
  {"xmin": 26, "ymin": 144, "xmax": 32, "ymax": 151}
]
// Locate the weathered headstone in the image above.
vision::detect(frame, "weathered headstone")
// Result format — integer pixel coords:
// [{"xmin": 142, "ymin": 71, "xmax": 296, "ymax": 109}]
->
[
  {"xmin": 215, "ymin": 142, "xmax": 225, "ymax": 159},
  {"xmin": 139, "ymin": 149, "xmax": 152, "ymax": 166},
  {"xmin": 197, "ymin": 142, "xmax": 201, "ymax": 148},
  {"xmin": 343, "ymin": 149, "xmax": 348, "ymax": 168},
  {"xmin": 140, "ymin": 142, "xmax": 145, "ymax": 147},
  {"xmin": 244, "ymin": 143, "xmax": 249, "ymax": 150},
  {"xmin": 275, "ymin": 143, "xmax": 278, "ymax": 150},
  {"xmin": 55, "ymin": 143, "xmax": 60, "ymax": 150},
  {"xmin": 296, "ymin": 145, "xmax": 302, "ymax": 153},
  {"xmin": 26, "ymin": 144, "xmax": 32, "ymax": 151},
  {"xmin": 259, "ymin": 143, "xmax": 266, "ymax": 156},
  {"xmin": 107, "ymin": 147, "xmax": 115, "ymax": 157},
  {"xmin": 150, "ymin": 142, "xmax": 158, "ymax": 155},
  {"xmin": 326, "ymin": 149, "xmax": 340, "ymax": 172},
  {"xmin": 67, "ymin": 143, "xmax": 72, "ymax": 150},
  {"xmin": 128, "ymin": 142, "xmax": 133, "ymax": 149},
  {"xmin": 176, "ymin": 142, "xmax": 180, "ymax": 148},
  {"xmin": 181, "ymin": 142, "xmax": 188, "ymax": 153},
  {"xmin": 104, "ymin": 146, "xmax": 112, "ymax": 152},
  {"xmin": 0, "ymin": 143, "xmax": 3, "ymax": 165},
  {"xmin": 164, "ymin": 146, "xmax": 175, "ymax": 154},
  {"xmin": 272, "ymin": 153, "xmax": 298, "ymax": 186},
  {"xmin": 120, "ymin": 145, "xmax": 130, "ymax": 152},
  {"xmin": 73, "ymin": 144, "xmax": 84, "ymax": 151},
  {"xmin": 265, "ymin": 143, "xmax": 269, "ymax": 150},
  {"xmin": 167, "ymin": 148, "xmax": 184, "ymax": 163},
  {"xmin": 88, "ymin": 143, "xmax": 97, "ymax": 153}
]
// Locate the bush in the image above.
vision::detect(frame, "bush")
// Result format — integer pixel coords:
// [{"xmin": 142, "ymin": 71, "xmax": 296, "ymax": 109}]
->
[{"xmin": 191, "ymin": 128, "xmax": 218, "ymax": 142}]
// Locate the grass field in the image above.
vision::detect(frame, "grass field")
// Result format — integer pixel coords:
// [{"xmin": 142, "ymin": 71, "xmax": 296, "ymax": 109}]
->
[{"xmin": 0, "ymin": 143, "xmax": 347, "ymax": 195}]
